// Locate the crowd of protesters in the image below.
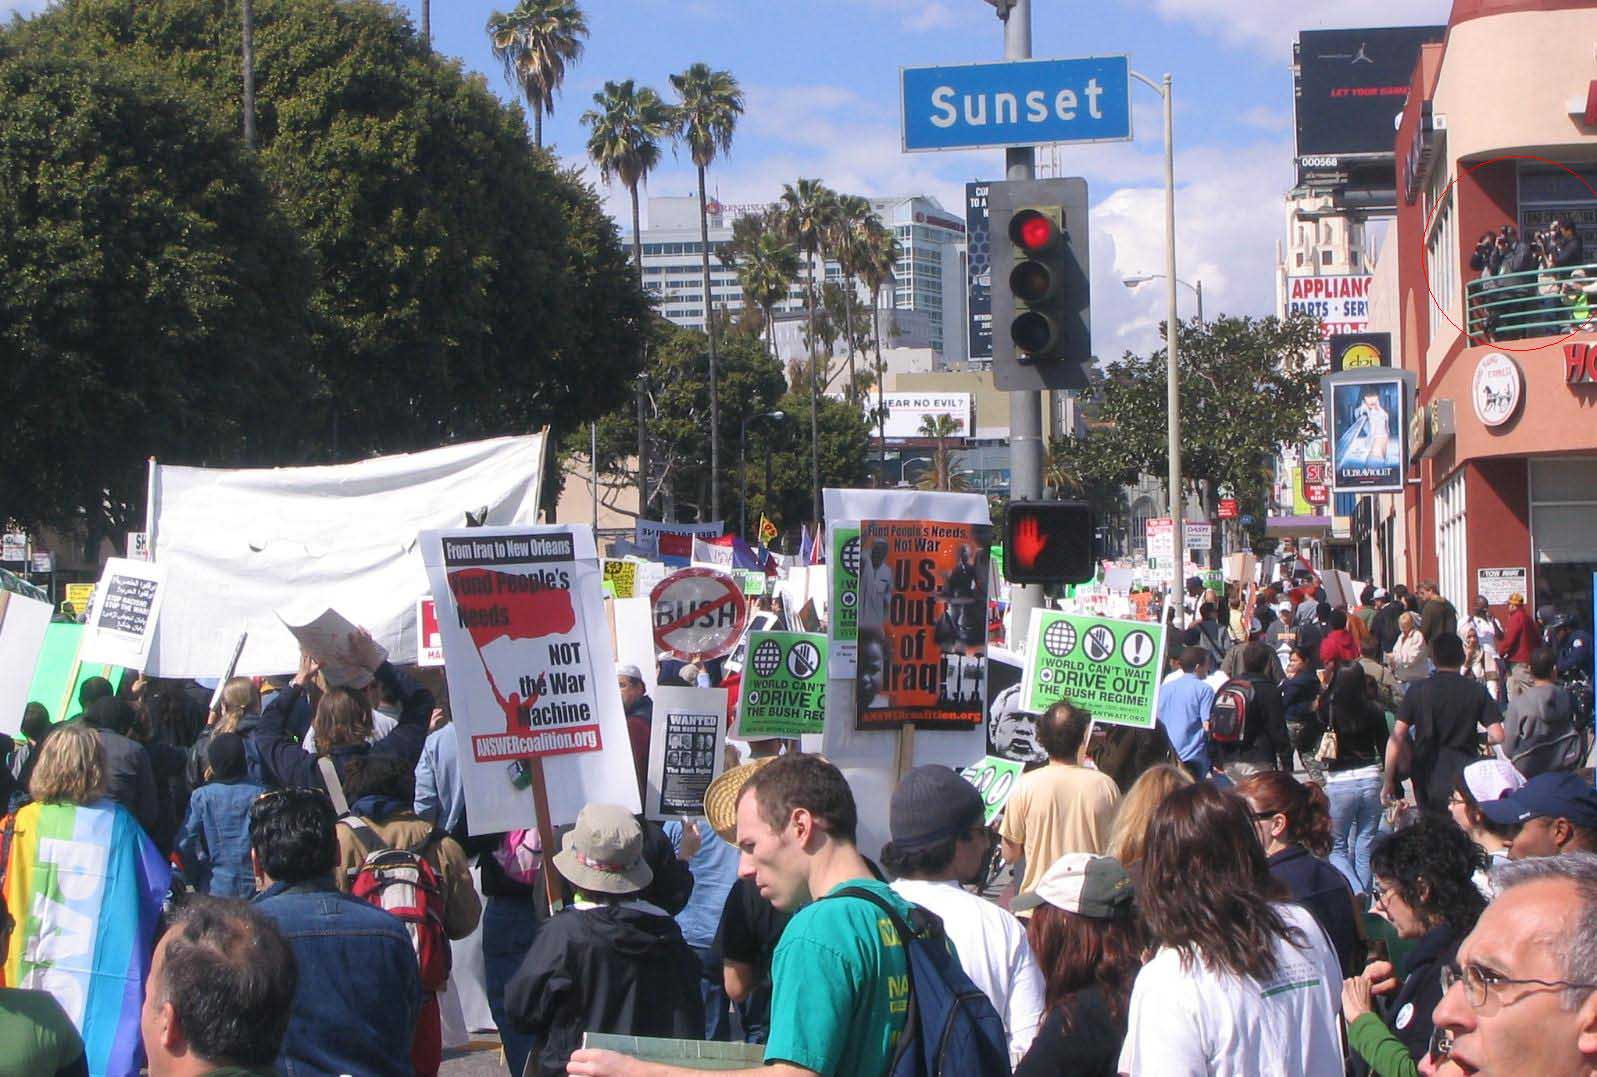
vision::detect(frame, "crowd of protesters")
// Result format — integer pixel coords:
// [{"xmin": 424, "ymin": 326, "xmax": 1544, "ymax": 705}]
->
[{"xmin": 3, "ymin": 561, "xmax": 1597, "ymax": 1077}]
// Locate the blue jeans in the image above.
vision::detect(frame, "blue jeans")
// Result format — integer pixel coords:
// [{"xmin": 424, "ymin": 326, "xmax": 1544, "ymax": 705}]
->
[
  {"xmin": 1327, "ymin": 774, "xmax": 1383, "ymax": 896},
  {"xmin": 483, "ymin": 895, "xmax": 541, "ymax": 1076}
]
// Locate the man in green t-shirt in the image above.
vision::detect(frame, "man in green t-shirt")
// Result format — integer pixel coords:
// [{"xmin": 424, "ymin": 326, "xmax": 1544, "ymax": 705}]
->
[
  {"xmin": 569, "ymin": 753, "xmax": 915, "ymax": 1077},
  {"xmin": 0, "ymin": 892, "xmax": 87, "ymax": 1077}
]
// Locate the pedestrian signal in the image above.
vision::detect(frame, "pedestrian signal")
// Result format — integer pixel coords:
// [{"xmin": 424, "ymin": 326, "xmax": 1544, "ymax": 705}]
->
[{"xmin": 1004, "ymin": 501, "xmax": 1093, "ymax": 585}]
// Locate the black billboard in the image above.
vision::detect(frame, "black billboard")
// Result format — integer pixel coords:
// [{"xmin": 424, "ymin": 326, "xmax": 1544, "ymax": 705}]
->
[
  {"xmin": 1294, "ymin": 27, "xmax": 1445, "ymax": 168},
  {"xmin": 966, "ymin": 182, "xmax": 991, "ymax": 361}
]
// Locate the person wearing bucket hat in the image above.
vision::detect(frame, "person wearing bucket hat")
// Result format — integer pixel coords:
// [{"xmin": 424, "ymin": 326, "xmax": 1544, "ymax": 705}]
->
[
  {"xmin": 1010, "ymin": 853, "xmax": 1143, "ymax": 1077},
  {"xmin": 506, "ymin": 804, "xmax": 704, "ymax": 1077},
  {"xmin": 1481, "ymin": 772, "xmax": 1597, "ymax": 860},
  {"xmin": 885, "ymin": 765, "xmax": 1045, "ymax": 1065}
]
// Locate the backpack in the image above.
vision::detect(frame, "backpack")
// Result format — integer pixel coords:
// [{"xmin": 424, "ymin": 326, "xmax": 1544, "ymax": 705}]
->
[
  {"xmin": 338, "ymin": 816, "xmax": 452, "ymax": 993},
  {"xmin": 1509, "ymin": 689, "xmax": 1585, "ymax": 777},
  {"xmin": 825, "ymin": 886, "xmax": 1011, "ymax": 1077},
  {"xmin": 1209, "ymin": 678, "xmax": 1255, "ymax": 744}
]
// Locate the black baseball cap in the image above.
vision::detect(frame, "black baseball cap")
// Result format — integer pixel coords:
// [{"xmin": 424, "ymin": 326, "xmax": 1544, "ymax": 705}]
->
[{"xmin": 1480, "ymin": 773, "xmax": 1597, "ymax": 830}]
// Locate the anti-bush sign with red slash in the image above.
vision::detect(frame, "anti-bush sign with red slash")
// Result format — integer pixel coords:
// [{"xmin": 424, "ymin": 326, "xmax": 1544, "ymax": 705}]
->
[{"xmin": 651, "ymin": 567, "xmax": 749, "ymax": 661}]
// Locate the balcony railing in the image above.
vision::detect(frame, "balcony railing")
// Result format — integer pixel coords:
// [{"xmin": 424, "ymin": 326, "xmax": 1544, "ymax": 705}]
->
[{"xmin": 1465, "ymin": 262, "xmax": 1597, "ymax": 342}]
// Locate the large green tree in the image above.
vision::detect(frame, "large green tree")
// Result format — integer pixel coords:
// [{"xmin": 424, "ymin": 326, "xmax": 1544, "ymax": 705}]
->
[
  {"xmin": 12, "ymin": 0, "xmax": 647, "ymax": 468},
  {"xmin": 0, "ymin": 45, "xmax": 313, "ymax": 539},
  {"xmin": 1050, "ymin": 313, "xmax": 1325, "ymax": 547}
]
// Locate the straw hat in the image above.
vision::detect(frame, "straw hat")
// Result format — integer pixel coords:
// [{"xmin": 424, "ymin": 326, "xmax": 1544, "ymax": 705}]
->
[{"xmin": 704, "ymin": 756, "xmax": 777, "ymax": 844}]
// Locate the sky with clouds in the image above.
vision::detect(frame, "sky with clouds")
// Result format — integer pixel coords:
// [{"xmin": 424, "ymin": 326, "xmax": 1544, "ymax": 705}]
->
[{"xmin": 5, "ymin": 0, "xmax": 1453, "ymax": 356}]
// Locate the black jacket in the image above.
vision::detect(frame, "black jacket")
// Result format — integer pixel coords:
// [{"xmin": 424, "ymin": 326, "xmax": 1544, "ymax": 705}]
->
[
  {"xmin": 1382, "ymin": 922, "xmax": 1463, "ymax": 1065},
  {"xmin": 1370, "ymin": 603, "xmax": 1403, "ymax": 655},
  {"xmin": 506, "ymin": 902, "xmax": 705, "ymax": 1077},
  {"xmin": 1213, "ymin": 674, "xmax": 1292, "ymax": 771},
  {"xmin": 1268, "ymin": 846, "xmax": 1362, "ymax": 977},
  {"xmin": 253, "ymin": 663, "xmax": 432, "ymax": 792},
  {"xmin": 94, "ymin": 728, "xmax": 159, "ymax": 836}
]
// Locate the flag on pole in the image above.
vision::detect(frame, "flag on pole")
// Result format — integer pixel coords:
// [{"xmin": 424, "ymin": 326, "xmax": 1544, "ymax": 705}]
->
[
  {"xmin": 798, "ymin": 525, "xmax": 813, "ymax": 565},
  {"xmin": 757, "ymin": 514, "xmax": 778, "ymax": 546}
]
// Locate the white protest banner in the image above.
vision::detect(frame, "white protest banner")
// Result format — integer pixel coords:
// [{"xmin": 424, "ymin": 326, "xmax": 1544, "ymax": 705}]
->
[
  {"xmin": 1102, "ymin": 567, "xmax": 1133, "ymax": 592},
  {"xmin": 690, "ymin": 537, "xmax": 737, "ymax": 573},
  {"xmin": 421, "ymin": 525, "xmax": 638, "ymax": 835},
  {"xmin": 0, "ymin": 591, "xmax": 53, "ymax": 736},
  {"xmin": 276, "ymin": 605, "xmax": 389, "ymax": 687},
  {"xmin": 416, "ymin": 599, "xmax": 445, "ymax": 667},
  {"xmin": 651, "ymin": 568, "xmax": 748, "ymax": 662},
  {"xmin": 635, "ymin": 520, "xmax": 723, "ymax": 562},
  {"xmin": 612, "ymin": 596, "xmax": 659, "ymax": 695},
  {"xmin": 147, "ymin": 433, "xmax": 545, "ymax": 677},
  {"xmin": 634, "ymin": 559, "xmax": 668, "ymax": 597},
  {"xmin": 644, "ymin": 687, "xmax": 727, "ymax": 821},
  {"xmin": 78, "ymin": 557, "xmax": 168, "ymax": 671}
]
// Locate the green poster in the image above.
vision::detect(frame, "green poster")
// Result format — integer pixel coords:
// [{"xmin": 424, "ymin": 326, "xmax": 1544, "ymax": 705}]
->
[
  {"xmin": 960, "ymin": 756, "xmax": 1024, "ymax": 825},
  {"xmin": 736, "ymin": 570, "xmax": 766, "ymax": 597},
  {"xmin": 827, "ymin": 524, "xmax": 859, "ymax": 678},
  {"xmin": 27, "ymin": 622, "xmax": 121, "ymax": 723},
  {"xmin": 1022, "ymin": 611, "xmax": 1166, "ymax": 729},
  {"xmin": 737, "ymin": 630, "xmax": 827, "ymax": 738}
]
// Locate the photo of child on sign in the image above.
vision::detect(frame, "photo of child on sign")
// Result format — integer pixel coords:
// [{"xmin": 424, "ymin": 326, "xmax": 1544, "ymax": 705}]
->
[{"xmin": 855, "ymin": 519, "xmax": 991, "ymax": 731}]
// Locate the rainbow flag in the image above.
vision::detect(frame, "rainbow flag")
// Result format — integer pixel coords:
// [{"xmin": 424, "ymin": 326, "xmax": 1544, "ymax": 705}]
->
[{"xmin": 3, "ymin": 799, "xmax": 169, "ymax": 1077}]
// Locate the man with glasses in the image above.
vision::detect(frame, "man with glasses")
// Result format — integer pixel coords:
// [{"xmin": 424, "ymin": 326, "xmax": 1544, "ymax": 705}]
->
[{"xmin": 1430, "ymin": 854, "xmax": 1597, "ymax": 1075}]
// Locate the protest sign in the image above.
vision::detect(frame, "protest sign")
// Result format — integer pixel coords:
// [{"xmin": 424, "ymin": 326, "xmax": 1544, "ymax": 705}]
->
[
  {"xmin": 27, "ymin": 623, "xmax": 119, "ymax": 723},
  {"xmin": 855, "ymin": 519, "xmax": 991, "ymax": 731},
  {"xmin": 724, "ymin": 610, "xmax": 779, "ymax": 676},
  {"xmin": 985, "ymin": 645, "xmax": 1043, "ymax": 764},
  {"xmin": 690, "ymin": 537, "xmax": 737, "ymax": 573},
  {"xmin": 1023, "ymin": 612, "xmax": 1165, "ymax": 729},
  {"xmin": 147, "ymin": 433, "xmax": 546, "ymax": 678},
  {"xmin": 636, "ymin": 520, "xmax": 723, "ymax": 564},
  {"xmin": 602, "ymin": 559, "xmax": 637, "ymax": 599},
  {"xmin": 78, "ymin": 558, "xmax": 167, "ymax": 672},
  {"xmin": 828, "ymin": 523, "xmax": 860, "ymax": 679},
  {"xmin": 961, "ymin": 756, "xmax": 1025, "ymax": 825},
  {"xmin": 63, "ymin": 583, "xmax": 94, "ymax": 618},
  {"xmin": 644, "ymin": 687, "xmax": 727, "ymax": 820},
  {"xmin": 277, "ymin": 606, "xmax": 388, "ymax": 687},
  {"xmin": 735, "ymin": 570, "xmax": 766, "ymax": 597},
  {"xmin": 416, "ymin": 599, "xmax": 445, "ymax": 666},
  {"xmin": 737, "ymin": 630, "xmax": 827, "ymax": 738},
  {"xmin": 651, "ymin": 568, "xmax": 747, "ymax": 662},
  {"xmin": 612, "ymin": 596, "xmax": 659, "ymax": 694},
  {"xmin": 126, "ymin": 531, "xmax": 150, "ymax": 561},
  {"xmin": 421, "ymin": 525, "xmax": 638, "ymax": 835},
  {"xmin": 0, "ymin": 591, "xmax": 53, "ymax": 736}
]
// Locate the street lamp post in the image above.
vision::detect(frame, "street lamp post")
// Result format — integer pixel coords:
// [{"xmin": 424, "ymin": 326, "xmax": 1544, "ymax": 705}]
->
[
  {"xmin": 1123, "ymin": 273, "xmax": 1204, "ymax": 323},
  {"xmin": 740, "ymin": 410, "xmax": 784, "ymax": 540}
]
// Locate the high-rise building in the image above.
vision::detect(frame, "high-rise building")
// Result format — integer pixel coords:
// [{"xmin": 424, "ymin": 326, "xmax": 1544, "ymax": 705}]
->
[{"xmin": 633, "ymin": 193, "xmax": 967, "ymax": 365}]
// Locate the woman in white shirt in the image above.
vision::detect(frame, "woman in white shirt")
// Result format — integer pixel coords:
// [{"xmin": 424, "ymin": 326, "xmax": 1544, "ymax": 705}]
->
[
  {"xmin": 1387, "ymin": 612, "xmax": 1431, "ymax": 689},
  {"xmin": 1468, "ymin": 594, "xmax": 1503, "ymax": 700},
  {"xmin": 1118, "ymin": 783, "xmax": 1344, "ymax": 1077}
]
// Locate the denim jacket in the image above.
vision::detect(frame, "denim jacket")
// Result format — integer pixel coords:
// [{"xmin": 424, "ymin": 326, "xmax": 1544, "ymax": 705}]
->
[
  {"xmin": 176, "ymin": 778, "xmax": 266, "ymax": 898},
  {"xmin": 251, "ymin": 879, "xmax": 421, "ymax": 1077}
]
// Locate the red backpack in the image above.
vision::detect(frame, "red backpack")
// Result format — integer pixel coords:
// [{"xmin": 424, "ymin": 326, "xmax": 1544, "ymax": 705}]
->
[
  {"xmin": 1209, "ymin": 678, "xmax": 1255, "ymax": 744},
  {"xmin": 339, "ymin": 817, "xmax": 452, "ymax": 992}
]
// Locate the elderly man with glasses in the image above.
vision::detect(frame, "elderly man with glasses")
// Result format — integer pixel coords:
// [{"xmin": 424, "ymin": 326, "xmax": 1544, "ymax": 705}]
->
[{"xmin": 1427, "ymin": 854, "xmax": 1597, "ymax": 1075}]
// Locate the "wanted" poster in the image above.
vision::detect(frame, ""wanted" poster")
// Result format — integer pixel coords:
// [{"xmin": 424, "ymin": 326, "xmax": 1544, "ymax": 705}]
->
[
  {"xmin": 854, "ymin": 519, "xmax": 991, "ymax": 731},
  {"xmin": 645, "ymin": 686, "xmax": 727, "ymax": 820}
]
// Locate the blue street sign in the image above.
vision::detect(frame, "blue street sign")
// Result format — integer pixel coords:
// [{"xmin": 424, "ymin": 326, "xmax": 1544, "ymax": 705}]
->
[{"xmin": 901, "ymin": 56, "xmax": 1132, "ymax": 153}]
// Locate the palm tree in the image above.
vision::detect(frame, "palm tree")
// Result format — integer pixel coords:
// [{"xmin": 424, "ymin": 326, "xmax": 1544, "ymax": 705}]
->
[
  {"xmin": 858, "ymin": 220, "xmax": 901, "ymax": 468},
  {"xmin": 778, "ymin": 178, "xmax": 836, "ymax": 524},
  {"xmin": 828, "ymin": 194, "xmax": 873, "ymax": 405},
  {"xmin": 583, "ymin": 80, "xmax": 673, "ymax": 516},
  {"xmin": 736, "ymin": 228, "xmax": 800, "ymax": 362},
  {"xmin": 488, "ymin": 0, "xmax": 588, "ymax": 149},
  {"xmin": 918, "ymin": 413, "xmax": 962, "ymax": 490},
  {"xmin": 670, "ymin": 63, "xmax": 743, "ymax": 524},
  {"xmin": 241, "ymin": 0, "xmax": 256, "ymax": 147}
]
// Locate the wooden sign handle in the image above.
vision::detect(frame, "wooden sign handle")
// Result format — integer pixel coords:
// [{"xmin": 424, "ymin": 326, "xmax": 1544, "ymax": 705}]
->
[{"xmin": 528, "ymin": 756, "xmax": 566, "ymax": 912}]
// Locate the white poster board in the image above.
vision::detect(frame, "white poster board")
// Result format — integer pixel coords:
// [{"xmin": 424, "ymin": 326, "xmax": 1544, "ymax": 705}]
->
[
  {"xmin": 276, "ymin": 605, "xmax": 389, "ymax": 687},
  {"xmin": 420, "ymin": 525, "xmax": 639, "ymax": 835},
  {"xmin": 78, "ymin": 557, "xmax": 168, "ymax": 671},
  {"xmin": 644, "ymin": 687, "xmax": 728, "ymax": 821},
  {"xmin": 612, "ymin": 596, "xmax": 659, "ymax": 695},
  {"xmin": 0, "ymin": 592, "xmax": 53, "ymax": 736}
]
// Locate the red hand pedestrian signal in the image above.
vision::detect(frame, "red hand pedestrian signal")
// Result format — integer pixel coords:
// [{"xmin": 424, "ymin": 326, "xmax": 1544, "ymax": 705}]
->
[
  {"xmin": 1003, "ymin": 502, "xmax": 1093, "ymax": 585},
  {"xmin": 1013, "ymin": 514, "xmax": 1049, "ymax": 567}
]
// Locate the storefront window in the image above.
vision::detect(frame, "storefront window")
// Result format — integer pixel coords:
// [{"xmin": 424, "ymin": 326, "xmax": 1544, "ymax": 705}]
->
[
  {"xmin": 1531, "ymin": 457, "xmax": 1597, "ymax": 631},
  {"xmin": 1435, "ymin": 471, "xmax": 1468, "ymax": 612}
]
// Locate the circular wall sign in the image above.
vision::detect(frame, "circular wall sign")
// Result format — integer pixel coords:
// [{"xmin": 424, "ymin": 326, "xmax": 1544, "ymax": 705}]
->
[{"xmin": 1472, "ymin": 352, "xmax": 1523, "ymax": 428}]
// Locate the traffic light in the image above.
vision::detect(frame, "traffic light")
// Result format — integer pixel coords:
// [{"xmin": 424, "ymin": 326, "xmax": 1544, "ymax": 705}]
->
[
  {"xmin": 988, "ymin": 178, "xmax": 1091, "ymax": 391},
  {"xmin": 1004, "ymin": 500, "xmax": 1094, "ymax": 585}
]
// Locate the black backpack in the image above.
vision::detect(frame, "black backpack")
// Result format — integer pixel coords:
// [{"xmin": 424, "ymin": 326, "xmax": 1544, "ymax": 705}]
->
[{"xmin": 825, "ymin": 886, "xmax": 1012, "ymax": 1077}]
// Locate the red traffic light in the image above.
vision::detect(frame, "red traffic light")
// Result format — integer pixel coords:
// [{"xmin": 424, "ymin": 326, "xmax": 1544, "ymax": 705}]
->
[{"xmin": 1008, "ymin": 209, "xmax": 1058, "ymax": 253}]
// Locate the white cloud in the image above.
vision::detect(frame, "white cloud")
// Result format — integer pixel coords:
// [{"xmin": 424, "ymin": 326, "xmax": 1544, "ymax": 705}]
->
[
  {"xmin": 863, "ymin": 0, "xmax": 990, "ymax": 33},
  {"xmin": 1132, "ymin": 0, "xmax": 1451, "ymax": 57},
  {"xmin": 0, "ymin": 0, "xmax": 48, "ymax": 18}
]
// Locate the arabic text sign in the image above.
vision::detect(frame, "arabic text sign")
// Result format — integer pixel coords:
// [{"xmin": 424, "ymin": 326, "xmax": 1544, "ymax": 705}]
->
[
  {"xmin": 78, "ymin": 557, "xmax": 167, "ymax": 671},
  {"xmin": 738, "ymin": 630, "xmax": 827, "ymax": 738},
  {"xmin": 1023, "ymin": 611, "xmax": 1164, "ymax": 729}
]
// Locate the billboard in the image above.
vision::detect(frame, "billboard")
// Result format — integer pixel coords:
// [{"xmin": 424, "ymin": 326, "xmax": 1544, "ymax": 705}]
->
[
  {"xmin": 1286, "ymin": 274, "xmax": 1373, "ymax": 338},
  {"xmin": 1329, "ymin": 331, "xmax": 1391, "ymax": 371},
  {"xmin": 1324, "ymin": 372, "xmax": 1410, "ymax": 493},
  {"xmin": 873, "ymin": 393, "xmax": 974, "ymax": 440},
  {"xmin": 1294, "ymin": 26, "xmax": 1445, "ymax": 181},
  {"xmin": 966, "ymin": 182, "xmax": 992, "ymax": 361}
]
